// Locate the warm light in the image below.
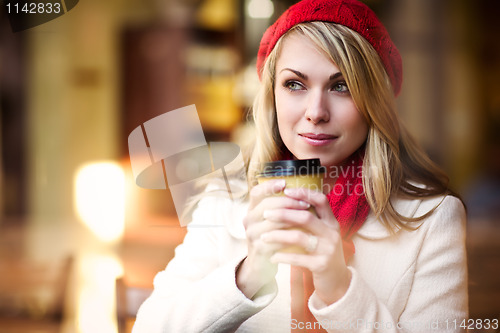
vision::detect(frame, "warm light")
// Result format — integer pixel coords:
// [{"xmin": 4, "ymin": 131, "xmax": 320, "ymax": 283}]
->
[
  {"xmin": 196, "ymin": 0, "xmax": 236, "ymax": 30},
  {"xmin": 74, "ymin": 162, "xmax": 125, "ymax": 242},
  {"xmin": 77, "ymin": 254, "xmax": 124, "ymax": 333},
  {"xmin": 247, "ymin": 0, "xmax": 274, "ymax": 19}
]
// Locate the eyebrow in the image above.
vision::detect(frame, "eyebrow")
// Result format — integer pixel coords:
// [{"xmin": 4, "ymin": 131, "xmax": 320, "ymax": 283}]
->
[
  {"xmin": 279, "ymin": 68, "xmax": 344, "ymax": 81},
  {"xmin": 329, "ymin": 72, "xmax": 343, "ymax": 80}
]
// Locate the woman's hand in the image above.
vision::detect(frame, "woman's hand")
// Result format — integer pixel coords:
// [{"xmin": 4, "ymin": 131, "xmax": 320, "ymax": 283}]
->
[
  {"xmin": 261, "ymin": 187, "xmax": 352, "ymax": 305},
  {"xmin": 236, "ymin": 179, "xmax": 312, "ymax": 299}
]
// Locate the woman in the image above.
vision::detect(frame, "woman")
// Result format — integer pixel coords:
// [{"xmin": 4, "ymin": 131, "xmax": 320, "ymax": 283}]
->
[{"xmin": 133, "ymin": 0, "xmax": 468, "ymax": 332}]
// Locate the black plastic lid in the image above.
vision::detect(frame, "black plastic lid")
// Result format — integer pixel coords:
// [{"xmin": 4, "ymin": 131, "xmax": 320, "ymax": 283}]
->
[{"xmin": 257, "ymin": 158, "xmax": 325, "ymax": 177}]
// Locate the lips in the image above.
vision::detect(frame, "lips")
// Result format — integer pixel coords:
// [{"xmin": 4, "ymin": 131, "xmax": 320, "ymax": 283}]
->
[
  {"xmin": 299, "ymin": 133, "xmax": 338, "ymax": 146},
  {"xmin": 300, "ymin": 133, "xmax": 337, "ymax": 140}
]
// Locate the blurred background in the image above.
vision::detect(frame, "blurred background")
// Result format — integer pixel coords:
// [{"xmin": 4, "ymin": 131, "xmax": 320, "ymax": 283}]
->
[{"xmin": 0, "ymin": 0, "xmax": 499, "ymax": 332}]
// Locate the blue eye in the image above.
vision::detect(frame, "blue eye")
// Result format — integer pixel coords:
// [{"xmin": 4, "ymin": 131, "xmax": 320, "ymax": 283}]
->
[
  {"xmin": 284, "ymin": 81, "xmax": 304, "ymax": 91},
  {"xmin": 332, "ymin": 81, "xmax": 349, "ymax": 93}
]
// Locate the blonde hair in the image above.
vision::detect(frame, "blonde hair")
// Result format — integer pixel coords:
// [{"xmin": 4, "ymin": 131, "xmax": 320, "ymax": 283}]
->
[{"xmin": 247, "ymin": 22, "xmax": 453, "ymax": 230}]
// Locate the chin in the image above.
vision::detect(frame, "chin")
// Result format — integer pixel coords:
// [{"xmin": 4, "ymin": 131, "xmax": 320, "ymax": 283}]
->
[
  {"xmin": 291, "ymin": 152, "xmax": 338, "ymax": 167},
  {"xmin": 318, "ymin": 154, "xmax": 351, "ymax": 168}
]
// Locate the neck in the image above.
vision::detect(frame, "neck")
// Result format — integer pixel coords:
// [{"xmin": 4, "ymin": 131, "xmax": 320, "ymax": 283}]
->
[
  {"xmin": 323, "ymin": 174, "xmax": 338, "ymax": 194},
  {"xmin": 321, "ymin": 152, "xmax": 362, "ymax": 195}
]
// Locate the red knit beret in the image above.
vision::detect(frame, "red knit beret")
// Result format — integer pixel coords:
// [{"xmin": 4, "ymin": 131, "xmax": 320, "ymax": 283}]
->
[{"xmin": 256, "ymin": 0, "xmax": 403, "ymax": 95}]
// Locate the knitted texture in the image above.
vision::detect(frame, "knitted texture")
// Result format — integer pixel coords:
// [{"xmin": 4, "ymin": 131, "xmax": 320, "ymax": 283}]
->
[
  {"xmin": 257, "ymin": 0, "xmax": 403, "ymax": 95},
  {"xmin": 291, "ymin": 150, "xmax": 370, "ymax": 332},
  {"xmin": 326, "ymin": 149, "xmax": 370, "ymax": 261}
]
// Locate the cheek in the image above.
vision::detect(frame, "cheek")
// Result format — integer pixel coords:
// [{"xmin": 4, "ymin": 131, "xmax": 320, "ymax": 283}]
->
[
  {"xmin": 346, "ymin": 112, "xmax": 369, "ymax": 141},
  {"xmin": 276, "ymin": 109, "xmax": 291, "ymax": 142},
  {"xmin": 275, "ymin": 90, "xmax": 291, "ymax": 116},
  {"xmin": 340, "ymin": 101, "xmax": 367, "ymax": 133},
  {"xmin": 275, "ymin": 90, "xmax": 297, "ymax": 138}
]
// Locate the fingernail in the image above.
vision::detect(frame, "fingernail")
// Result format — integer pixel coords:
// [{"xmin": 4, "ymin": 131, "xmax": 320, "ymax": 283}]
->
[
  {"xmin": 275, "ymin": 179, "xmax": 286, "ymax": 187},
  {"xmin": 263, "ymin": 210, "xmax": 270, "ymax": 219},
  {"xmin": 299, "ymin": 201, "xmax": 310, "ymax": 208}
]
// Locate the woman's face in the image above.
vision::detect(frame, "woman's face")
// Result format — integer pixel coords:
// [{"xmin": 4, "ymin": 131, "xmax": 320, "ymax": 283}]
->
[{"xmin": 274, "ymin": 33, "xmax": 369, "ymax": 169}]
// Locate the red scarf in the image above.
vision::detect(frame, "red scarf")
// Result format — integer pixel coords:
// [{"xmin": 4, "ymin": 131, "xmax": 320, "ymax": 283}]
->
[{"xmin": 291, "ymin": 151, "xmax": 370, "ymax": 332}]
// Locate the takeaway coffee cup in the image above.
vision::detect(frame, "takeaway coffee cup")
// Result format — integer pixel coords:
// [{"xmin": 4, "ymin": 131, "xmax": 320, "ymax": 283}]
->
[{"xmin": 257, "ymin": 158, "xmax": 325, "ymax": 253}]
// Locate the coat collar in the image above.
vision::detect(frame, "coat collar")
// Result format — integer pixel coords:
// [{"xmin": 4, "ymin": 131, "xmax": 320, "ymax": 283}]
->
[{"xmin": 356, "ymin": 195, "xmax": 423, "ymax": 239}]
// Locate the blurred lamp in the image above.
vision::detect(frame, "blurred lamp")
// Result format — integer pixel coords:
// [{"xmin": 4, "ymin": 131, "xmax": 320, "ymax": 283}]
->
[
  {"xmin": 74, "ymin": 162, "xmax": 125, "ymax": 242},
  {"xmin": 77, "ymin": 254, "xmax": 123, "ymax": 333},
  {"xmin": 247, "ymin": 0, "xmax": 274, "ymax": 19}
]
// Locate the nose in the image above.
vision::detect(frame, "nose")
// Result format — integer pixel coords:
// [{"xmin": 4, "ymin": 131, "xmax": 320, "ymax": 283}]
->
[{"xmin": 304, "ymin": 89, "xmax": 330, "ymax": 124}]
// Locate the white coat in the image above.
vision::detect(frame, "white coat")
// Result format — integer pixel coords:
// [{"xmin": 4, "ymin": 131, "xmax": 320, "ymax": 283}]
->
[{"xmin": 133, "ymin": 191, "xmax": 468, "ymax": 333}]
